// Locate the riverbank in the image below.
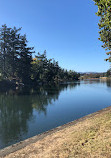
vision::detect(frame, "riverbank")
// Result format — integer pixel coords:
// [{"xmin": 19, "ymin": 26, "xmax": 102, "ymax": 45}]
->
[
  {"xmin": 0, "ymin": 79, "xmax": 79, "ymax": 92},
  {"xmin": 0, "ymin": 106, "xmax": 111, "ymax": 158}
]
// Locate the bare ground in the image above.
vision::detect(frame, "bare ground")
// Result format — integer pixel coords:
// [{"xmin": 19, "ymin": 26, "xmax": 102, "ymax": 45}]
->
[{"xmin": 1, "ymin": 107, "xmax": 111, "ymax": 158}]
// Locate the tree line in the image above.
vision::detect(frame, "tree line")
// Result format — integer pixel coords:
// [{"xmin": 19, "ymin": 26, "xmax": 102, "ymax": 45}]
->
[
  {"xmin": 80, "ymin": 72, "xmax": 106, "ymax": 80},
  {"xmin": 0, "ymin": 24, "xmax": 80, "ymax": 86}
]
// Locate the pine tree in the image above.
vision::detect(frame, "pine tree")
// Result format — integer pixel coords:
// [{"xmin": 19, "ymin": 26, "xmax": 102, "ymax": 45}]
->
[
  {"xmin": 8, "ymin": 26, "xmax": 21, "ymax": 78},
  {"xmin": 17, "ymin": 34, "xmax": 34, "ymax": 84},
  {"xmin": 0, "ymin": 24, "xmax": 34, "ymax": 84},
  {"xmin": 0, "ymin": 24, "xmax": 11, "ymax": 78},
  {"xmin": 93, "ymin": 0, "xmax": 111, "ymax": 62}
]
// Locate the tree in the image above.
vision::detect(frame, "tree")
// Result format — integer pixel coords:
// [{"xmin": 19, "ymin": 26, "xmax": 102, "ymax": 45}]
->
[
  {"xmin": 0, "ymin": 24, "xmax": 34, "ymax": 83},
  {"xmin": 31, "ymin": 51, "xmax": 58, "ymax": 83},
  {"xmin": 31, "ymin": 51, "xmax": 80, "ymax": 84},
  {"xmin": 0, "ymin": 24, "xmax": 79, "ymax": 86},
  {"xmin": 17, "ymin": 34, "xmax": 34, "ymax": 84},
  {"xmin": 93, "ymin": 0, "xmax": 111, "ymax": 61},
  {"xmin": 31, "ymin": 51, "xmax": 48, "ymax": 83},
  {"xmin": 0, "ymin": 24, "xmax": 11, "ymax": 78},
  {"xmin": 7, "ymin": 26, "xmax": 21, "ymax": 78}
]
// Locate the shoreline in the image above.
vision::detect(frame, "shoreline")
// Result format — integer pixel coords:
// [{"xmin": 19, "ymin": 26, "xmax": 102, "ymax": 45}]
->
[
  {"xmin": 0, "ymin": 105, "xmax": 111, "ymax": 157},
  {"xmin": 0, "ymin": 80, "xmax": 79, "ymax": 92}
]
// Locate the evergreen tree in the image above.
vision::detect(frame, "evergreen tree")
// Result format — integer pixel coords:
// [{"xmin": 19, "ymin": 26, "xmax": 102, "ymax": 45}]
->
[
  {"xmin": 8, "ymin": 26, "xmax": 21, "ymax": 78},
  {"xmin": 17, "ymin": 34, "xmax": 34, "ymax": 84},
  {"xmin": 93, "ymin": 0, "xmax": 111, "ymax": 61},
  {"xmin": 0, "ymin": 24, "xmax": 79, "ymax": 86},
  {"xmin": 0, "ymin": 24, "xmax": 34, "ymax": 83},
  {"xmin": 0, "ymin": 24, "xmax": 11, "ymax": 78}
]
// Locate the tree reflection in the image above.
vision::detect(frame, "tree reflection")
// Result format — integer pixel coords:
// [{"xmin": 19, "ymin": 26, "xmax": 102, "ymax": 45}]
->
[
  {"xmin": 0, "ymin": 82, "xmax": 80, "ymax": 148},
  {"xmin": 106, "ymin": 79, "xmax": 111, "ymax": 87},
  {"xmin": 0, "ymin": 94, "xmax": 33, "ymax": 148}
]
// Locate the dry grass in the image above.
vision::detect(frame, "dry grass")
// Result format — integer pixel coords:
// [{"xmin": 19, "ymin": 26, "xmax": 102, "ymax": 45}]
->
[{"xmin": 3, "ymin": 108, "xmax": 111, "ymax": 158}]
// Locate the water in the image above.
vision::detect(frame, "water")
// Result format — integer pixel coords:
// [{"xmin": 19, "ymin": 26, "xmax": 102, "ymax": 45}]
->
[{"xmin": 0, "ymin": 80, "xmax": 111, "ymax": 149}]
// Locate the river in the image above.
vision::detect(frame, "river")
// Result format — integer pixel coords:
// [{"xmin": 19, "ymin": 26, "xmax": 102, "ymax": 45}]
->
[{"xmin": 0, "ymin": 80, "xmax": 111, "ymax": 149}]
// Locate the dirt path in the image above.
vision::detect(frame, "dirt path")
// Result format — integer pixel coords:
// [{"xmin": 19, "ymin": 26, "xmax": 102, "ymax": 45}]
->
[{"xmin": 1, "ymin": 106, "xmax": 111, "ymax": 158}]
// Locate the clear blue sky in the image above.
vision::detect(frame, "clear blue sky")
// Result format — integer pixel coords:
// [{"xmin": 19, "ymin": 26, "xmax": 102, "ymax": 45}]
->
[{"xmin": 0, "ymin": 0, "xmax": 110, "ymax": 72}]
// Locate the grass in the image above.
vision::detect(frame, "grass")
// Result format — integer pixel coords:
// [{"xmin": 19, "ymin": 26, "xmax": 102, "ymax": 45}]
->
[{"xmin": 3, "ymin": 107, "xmax": 111, "ymax": 158}]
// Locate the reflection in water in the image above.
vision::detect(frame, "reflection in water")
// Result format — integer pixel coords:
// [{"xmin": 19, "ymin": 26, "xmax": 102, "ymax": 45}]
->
[
  {"xmin": 0, "ymin": 94, "xmax": 33, "ymax": 147},
  {"xmin": 0, "ymin": 82, "xmax": 79, "ymax": 149},
  {"xmin": 106, "ymin": 79, "xmax": 111, "ymax": 87}
]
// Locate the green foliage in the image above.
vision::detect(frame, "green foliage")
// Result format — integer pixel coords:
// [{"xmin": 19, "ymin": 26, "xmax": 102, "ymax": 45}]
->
[
  {"xmin": 93, "ymin": 0, "xmax": 111, "ymax": 61},
  {"xmin": 0, "ymin": 24, "xmax": 79, "ymax": 86},
  {"xmin": 31, "ymin": 52, "xmax": 80, "ymax": 84},
  {"xmin": 0, "ymin": 24, "xmax": 34, "ymax": 83}
]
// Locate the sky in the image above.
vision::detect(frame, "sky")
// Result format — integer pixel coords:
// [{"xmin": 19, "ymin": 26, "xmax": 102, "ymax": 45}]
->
[{"xmin": 0, "ymin": 0, "xmax": 110, "ymax": 72}]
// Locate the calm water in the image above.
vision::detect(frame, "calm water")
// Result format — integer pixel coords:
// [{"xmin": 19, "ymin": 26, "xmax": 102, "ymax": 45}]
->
[{"xmin": 0, "ymin": 80, "xmax": 111, "ymax": 149}]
